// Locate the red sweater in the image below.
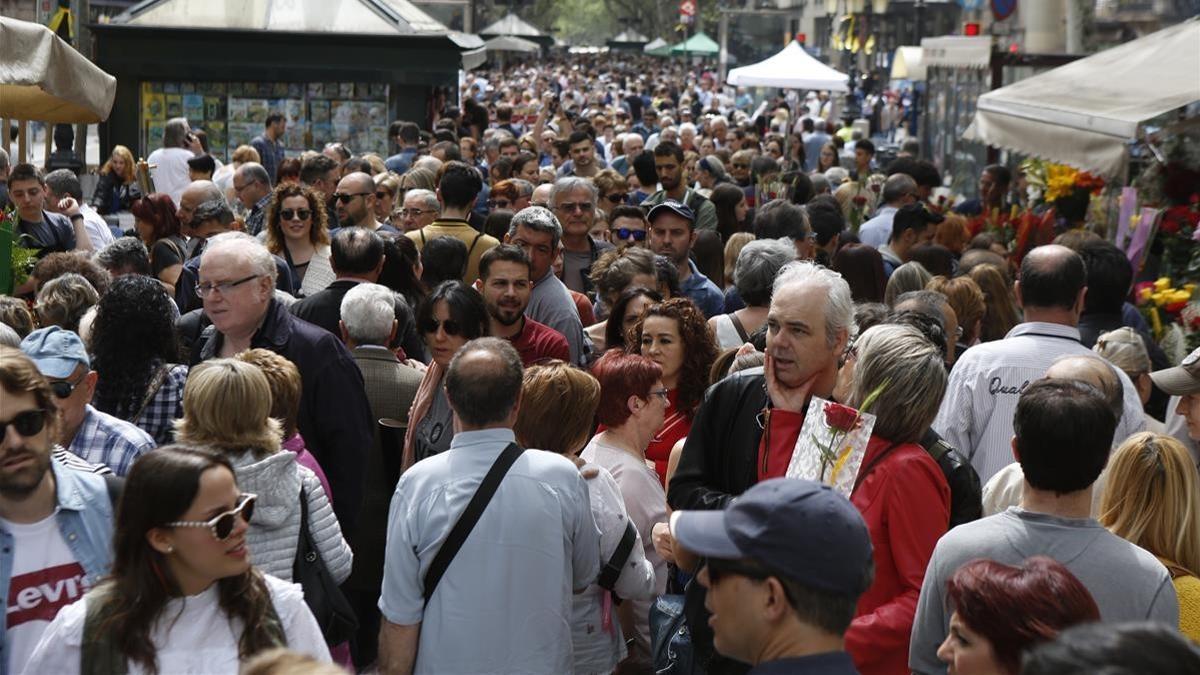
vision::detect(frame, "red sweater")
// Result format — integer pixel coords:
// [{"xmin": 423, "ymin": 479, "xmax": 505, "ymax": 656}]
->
[
  {"xmin": 846, "ymin": 435, "xmax": 950, "ymax": 675},
  {"xmin": 645, "ymin": 388, "xmax": 693, "ymax": 485},
  {"xmin": 509, "ymin": 316, "xmax": 570, "ymax": 366}
]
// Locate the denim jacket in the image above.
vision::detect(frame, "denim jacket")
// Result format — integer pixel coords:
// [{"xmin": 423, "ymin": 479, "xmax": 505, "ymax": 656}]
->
[{"xmin": 0, "ymin": 456, "xmax": 116, "ymax": 675}]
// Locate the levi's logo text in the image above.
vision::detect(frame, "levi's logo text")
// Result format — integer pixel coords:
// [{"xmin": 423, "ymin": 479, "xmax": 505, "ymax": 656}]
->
[
  {"xmin": 5, "ymin": 562, "xmax": 88, "ymax": 627},
  {"xmin": 989, "ymin": 377, "xmax": 1030, "ymax": 396}
]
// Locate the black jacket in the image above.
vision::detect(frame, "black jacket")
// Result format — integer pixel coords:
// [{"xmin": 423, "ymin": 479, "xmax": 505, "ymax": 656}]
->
[
  {"xmin": 667, "ymin": 367, "xmax": 769, "ymax": 512},
  {"xmin": 190, "ymin": 299, "xmax": 373, "ymax": 536},
  {"xmin": 90, "ymin": 172, "xmax": 142, "ymax": 214},
  {"xmin": 289, "ymin": 279, "xmax": 426, "ymax": 363}
]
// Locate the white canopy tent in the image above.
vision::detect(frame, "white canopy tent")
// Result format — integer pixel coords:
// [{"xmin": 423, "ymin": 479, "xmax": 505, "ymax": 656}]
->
[
  {"xmin": 963, "ymin": 16, "xmax": 1200, "ymax": 177},
  {"xmin": 726, "ymin": 41, "xmax": 848, "ymax": 91},
  {"xmin": 890, "ymin": 46, "xmax": 925, "ymax": 81},
  {"xmin": 484, "ymin": 35, "xmax": 540, "ymax": 53},
  {"xmin": 643, "ymin": 37, "xmax": 668, "ymax": 53}
]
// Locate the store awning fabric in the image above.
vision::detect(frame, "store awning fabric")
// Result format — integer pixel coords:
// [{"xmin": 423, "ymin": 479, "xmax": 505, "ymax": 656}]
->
[
  {"xmin": 726, "ymin": 40, "xmax": 848, "ymax": 91},
  {"xmin": 0, "ymin": 16, "xmax": 117, "ymax": 123},
  {"xmin": 670, "ymin": 32, "xmax": 719, "ymax": 55},
  {"xmin": 484, "ymin": 35, "xmax": 540, "ymax": 53}
]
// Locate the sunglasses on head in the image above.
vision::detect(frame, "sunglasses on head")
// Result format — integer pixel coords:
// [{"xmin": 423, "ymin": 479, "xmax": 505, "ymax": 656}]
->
[
  {"xmin": 612, "ymin": 227, "xmax": 646, "ymax": 241},
  {"xmin": 279, "ymin": 208, "xmax": 311, "ymax": 221},
  {"xmin": 420, "ymin": 318, "xmax": 463, "ymax": 336},
  {"xmin": 165, "ymin": 493, "xmax": 257, "ymax": 541},
  {"xmin": 0, "ymin": 409, "xmax": 47, "ymax": 438}
]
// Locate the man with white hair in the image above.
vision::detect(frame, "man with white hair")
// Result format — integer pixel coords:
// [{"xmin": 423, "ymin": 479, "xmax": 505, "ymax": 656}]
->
[
  {"xmin": 398, "ymin": 189, "xmax": 440, "ymax": 233},
  {"xmin": 670, "ymin": 261, "xmax": 856, "ymax": 510},
  {"xmin": 189, "ymin": 231, "xmax": 373, "ymax": 535},
  {"xmin": 339, "ymin": 282, "xmax": 423, "ymax": 667},
  {"xmin": 610, "ymin": 133, "xmax": 644, "ymax": 177}
]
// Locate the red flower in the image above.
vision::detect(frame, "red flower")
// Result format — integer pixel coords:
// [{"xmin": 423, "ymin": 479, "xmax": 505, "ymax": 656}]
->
[
  {"xmin": 937, "ymin": 195, "xmax": 947, "ymax": 205},
  {"xmin": 1162, "ymin": 215, "xmax": 1182, "ymax": 235},
  {"xmin": 1166, "ymin": 300, "xmax": 1189, "ymax": 314},
  {"xmin": 824, "ymin": 402, "xmax": 859, "ymax": 432},
  {"xmin": 852, "ymin": 195, "xmax": 867, "ymax": 206}
]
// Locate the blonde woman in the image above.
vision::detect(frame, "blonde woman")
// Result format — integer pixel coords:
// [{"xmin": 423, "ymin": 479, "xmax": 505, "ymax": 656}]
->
[
  {"xmin": 91, "ymin": 144, "xmax": 141, "ymax": 214},
  {"xmin": 1099, "ymin": 432, "xmax": 1200, "ymax": 641},
  {"xmin": 175, "ymin": 358, "xmax": 351, "ymax": 584},
  {"xmin": 722, "ymin": 232, "xmax": 754, "ymax": 287},
  {"xmin": 1093, "ymin": 327, "xmax": 1166, "ymax": 433}
]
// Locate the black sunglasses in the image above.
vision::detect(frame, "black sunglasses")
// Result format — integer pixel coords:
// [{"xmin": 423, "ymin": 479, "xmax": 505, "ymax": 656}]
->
[
  {"xmin": 612, "ymin": 227, "xmax": 647, "ymax": 241},
  {"xmin": 333, "ymin": 192, "xmax": 371, "ymax": 204},
  {"xmin": 279, "ymin": 208, "xmax": 311, "ymax": 221},
  {"xmin": 604, "ymin": 193, "xmax": 626, "ymax": 204},
  {"xmin": 166, "ymin": 493, "xmax": 257, "ymax": 541},
  {"xmin": 420, "ymin": 318, "xmax": 463, "ymax": 336},
  {"xmin": 0, "ymin": 410, "xmax": 47, "ymax": 438},
  {"xmin": 49, "ymin": 373, "xmax": 87, "ymax": 399}
]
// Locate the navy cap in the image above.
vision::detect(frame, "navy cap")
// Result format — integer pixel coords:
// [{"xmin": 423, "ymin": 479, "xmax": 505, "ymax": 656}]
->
[
  {"xmin": 20, "ymin": 326, "xmax": 90, "ymax": 379},
  {"xmin": 646, "ymin": 200, "xmax": 695, "ymax": 225},
  {"xmin": 673, "ymin": 478, "xmax": 873, "ymax": 595}
]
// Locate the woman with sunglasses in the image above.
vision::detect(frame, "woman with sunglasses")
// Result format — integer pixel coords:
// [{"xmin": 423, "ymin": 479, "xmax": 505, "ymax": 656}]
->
[
  {"xmin": 23, "ymin": 446, "xmax": 331, "ymax": 673},
  {"xmin": 402, "ymin": 281, "xmax": 489, "ymax": 471},
  {"xmin": 630, "ymin": 298, "xmax": 718, "ymax": 485},
  {"xmin": 174, "ymin": 359, "xmax": 351, "ymax": 584},
  {"xmin": 263, "ymin": 183, "xmax": 334, "ymax": 298},
  {"xmin": 373, "ymin": 173, "xmax": 401, "ymax": 224},
  {"xmin": 594, "ymin": 168, "xmax": 629, "ymax": 217},
  {"xmin": 582, "ymin": 350, "xmax": 671, "ymax": 655}
]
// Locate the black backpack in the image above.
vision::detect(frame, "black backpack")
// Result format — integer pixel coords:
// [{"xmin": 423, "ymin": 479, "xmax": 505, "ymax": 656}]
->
[{"xmin": 921, "ymin": 429, "xmax": 983, "ymax": 528}]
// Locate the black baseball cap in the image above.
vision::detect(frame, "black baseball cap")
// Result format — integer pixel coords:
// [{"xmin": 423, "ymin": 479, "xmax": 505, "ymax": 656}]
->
[
  {"xmin": 673, "ymin": 478, "xmax": 873, "ymax": 596},
  {"xmin": 646, "ymin": 200, "xmax": 695, "ymax": 226}
]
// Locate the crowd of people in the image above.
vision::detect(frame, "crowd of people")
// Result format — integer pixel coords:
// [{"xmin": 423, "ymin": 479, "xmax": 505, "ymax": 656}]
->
[{"xmin": 1, "ymin": 52, "xmax": 1198, "ymax": 675}]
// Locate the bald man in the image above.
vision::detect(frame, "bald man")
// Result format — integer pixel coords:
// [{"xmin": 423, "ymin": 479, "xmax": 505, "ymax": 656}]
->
[
  {"xmin": 934, "ymin": 245, "xmax": 1145, "ymax": 483},
  {"xmin": 334, "ymin": 172, "xmax": 399, "ymax": 234},
  {"xmin": 982, "ymin": 353, "xmax": 1127, "ymax": 518}
]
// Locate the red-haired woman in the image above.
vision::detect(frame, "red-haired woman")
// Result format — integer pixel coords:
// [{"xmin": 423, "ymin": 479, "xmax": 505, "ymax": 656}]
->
[
  {"xmin": 631, "ymin": 298, "xmax": 718, "ymax": 485},
  {"xmin": 131, "ymin": 193, "xmax": 187, "ymax": 295},
  {"xmin": 937, "ymin": 557, "xmax": 1100, "ymax": 674},
  {"xmin": 582, "ymin": 350, "xmax": 670, "ymax": 656}
]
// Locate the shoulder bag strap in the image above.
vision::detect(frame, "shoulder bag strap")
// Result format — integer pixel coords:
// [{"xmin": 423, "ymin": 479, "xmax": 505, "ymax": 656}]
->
[
  {"xmin": 465, "ymin": 231, "xmax": 485, "ymax": 259},
  {"xmin": 129, "ymin": 364, "xmax": 170, "ymax": 423},
  {"xmin": 851, "ymin": 442, "xmax": 901, "ymax": 497},
  {"xmin": 597, "ymin": 520, "xmax": 638, "ymax": 594},
  {"xmin": 419, "ymin": 228, "xmax": 427, "ymax": 246},
  {"xmin": 423, "ymin": 442, "xmax": 525, "ymax": 606},
  {"xmin": 727, "ymin": 312, "xmax": 751, "ymax": 344}
]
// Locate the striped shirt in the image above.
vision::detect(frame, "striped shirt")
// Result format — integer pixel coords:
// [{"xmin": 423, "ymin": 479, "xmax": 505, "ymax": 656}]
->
[
  {"xmin": 51, "ymin": 446, "xmax": 111, "ymax": 475},
  {"xmin": 933, "ymin": 322, "xmax": 1146, "ymax": 483},
  {"xmin": 69, "ymin": 405, "xmax": 156, "ymax": 476}
]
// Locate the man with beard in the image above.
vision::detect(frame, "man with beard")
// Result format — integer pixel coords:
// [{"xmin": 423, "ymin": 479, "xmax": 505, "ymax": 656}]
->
[
  {"xmin": 334, "ymin": 172, "xmax": 399, "ymax": 235},
  {"xmin": 557, "ymin": 131, "xmax": 601, "ymax": 179},
  {"xmin": 640, "ymin": 141, "xmax": 717, "ymax": 232},
  {"xmin": 647, "ymin": 201, "xmax": 723, "ymax": 318},
  {"xmin": 474, "ymin": 245, "xmax": 569, "ymax": 366},
  {"xmin": 0, "ymin": 347, "xmax": 118, "ymax": 675}
]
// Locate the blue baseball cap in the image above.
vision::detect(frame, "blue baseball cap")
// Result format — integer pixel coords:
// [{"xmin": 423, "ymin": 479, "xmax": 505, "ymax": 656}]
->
[
  {"xmin": 673, "ymin": 478, "xmax": 873, "ymax": 595},
  {"xmin": 646, "ymin": 199, "xmax": 695, "ymax": 225},
  {"xmin": 19, "ymin": 326, "xmax": 90, "ymax": 379}
]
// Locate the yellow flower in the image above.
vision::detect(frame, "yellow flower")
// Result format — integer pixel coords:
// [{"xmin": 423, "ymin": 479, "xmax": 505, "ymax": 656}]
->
[
  {"xmin": 1154, "ymin": 277, "xmax": 1172, "ymax": 292},
  {"xmin": 1045, "ymin": 164, "xmax": 1080, "ymax": 202},
  {"xmin": 1138, "ymin": 287, "xmax": 1153, "ymax": 304}
]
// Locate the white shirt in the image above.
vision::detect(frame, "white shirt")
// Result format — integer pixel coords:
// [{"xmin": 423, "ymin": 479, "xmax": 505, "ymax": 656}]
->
[
  {"xmin": 20, "ymin": 574, "xmax": 329, "ymax": 674},
  {"xmin": 78, "ymin": 204, "xmax": 115, "ymax": 248},
  {"xmin": 933, "ymin": 322, "xmax": 1146, "ymax": 484},
  {"xmin": 146, "ymin": 147, "xmax": 195, "ymax": 205},
  {"xmin": 859, "ymin": 205, "xmax": 897, "ymax": 249}
]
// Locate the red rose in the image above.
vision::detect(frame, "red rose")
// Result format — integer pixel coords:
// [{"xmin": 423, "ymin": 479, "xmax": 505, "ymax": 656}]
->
[
  {"xmin": 937, "ymin": 195, "xmax": 947, "ymax": 205},
  {"xmin": 852, "ymin": 195, "xmax": 867, "ymax": 206},
  {"xmin": 824, "ymin": 402, "xmax": 859, "ymax": 432},
  {"xmin": 1162, "ymin": 216, "xmax": 1182, "ymax": 235}
]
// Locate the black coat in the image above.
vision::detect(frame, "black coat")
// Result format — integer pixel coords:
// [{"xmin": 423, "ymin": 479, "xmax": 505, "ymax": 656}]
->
[{"xmin": 289, "ymin": 279, "xmax": 426, "ymax": 363}]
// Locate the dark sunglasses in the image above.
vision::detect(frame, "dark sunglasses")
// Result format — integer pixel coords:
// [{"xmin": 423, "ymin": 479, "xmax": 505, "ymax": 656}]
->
[
  {"xmin": 166, "ymin": 493, "xmax": 257, "ymax": 541},
  {"xmin": 375, "ymin": 191, "xmax": 391, "ymax": 200},
  {"xmin": 0, "ymin": 409, "xmax": 47, "ymax": 438},
  {"xmin": 612, "ymin": 227, "xmax": 647, "ymax": 241},
  {"xmin": 49, "ymin": 373, "xmax": 87, "ymax": 399},
  {"xmin": 333, "ymin": 192, "xmax": 371, "ymax": 204},
  {"xmin": 279, "ymin": 208, "xmax": 311, "ymax": 221},
  {"xmin": 420, "ymin": 318, "xmax": 463, "ymax": 336},
  {"xmin": 604, "ymin": 193, "xmax": 626, "ymax": 204}
]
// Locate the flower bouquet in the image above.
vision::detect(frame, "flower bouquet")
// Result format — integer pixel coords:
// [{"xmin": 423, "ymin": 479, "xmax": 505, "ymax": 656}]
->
[
  {"xmin": 785, "ymin": 386, "xmax": 884, "ymax": 498},
  {"xmin": 755, "ymin": 175, "xmax": 794, "ymax": 209},
  {"xmin": 1136, "ymin": 277, "xmax": 1198, "ymax": 363},
  {"xmin": 0, "ymin": 207, "xmax": 39, "ymax": 296}
]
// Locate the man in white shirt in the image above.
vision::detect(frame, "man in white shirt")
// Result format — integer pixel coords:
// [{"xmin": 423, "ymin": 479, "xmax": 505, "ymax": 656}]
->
[
  {"xmin": 43, "ymin": 169, "xmax": 115, "ymax": 248},
  {"xmin": 858, "ymin": 173, "xmax": 917, "ymax": 249},
  {"xmin": 933, "ymin": 245, "xmax": 1145, "ymax": 483},
  {"xmin": 377, "ymin": 338, "xmax": 600, "ymax": 674},
  {"xmin": 147, "ymin": 117, "xmax": 201, "ymax": 205}
]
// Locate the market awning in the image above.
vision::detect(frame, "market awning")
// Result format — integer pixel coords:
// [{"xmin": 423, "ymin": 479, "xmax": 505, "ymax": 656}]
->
[
  {"xmin": 609, "ymin": 29, "xmax": 649, "ymax": 45},
  {"xmin": 644, "ymin": 37, "xmax": 669, "ymax": 56},
  {"xmin": 479, "ymin": 13, "xmax": 543, "ymax": 37},
  {"xmin": 726, "ymin": 40, "xmax": 848, "ymax": 91},
  {"xmin": 115, "ymin": 0, "xmax": 449, "ymax": 34},
  {"xmin": 0, "ymin": 16, "xmax": 117, "ymax": 123},
  {"xmin": 963, "ymin": 16, "xmax": 1200, "ymax": 177},
  {"xmin": 670, "ymin": 32, "xmax": 719, "ymax": 56},
  {"xmin": 920, "ymin": 35, "xmax": 992, "ymax": 69},
  {"xmin": 484, "ymin": 35, "xmax": 540, "ymax": 53},
  {"xmin": 890, "ymin": 46, "xmax": 925, "ymax": 81}
]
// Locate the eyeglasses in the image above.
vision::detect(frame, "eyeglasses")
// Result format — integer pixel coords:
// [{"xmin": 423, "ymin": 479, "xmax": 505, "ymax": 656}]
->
[
  {"xmin": 279, "ymin": 208, "xmax": 311, "ymax": 221},
  {"xmin": 612, "ymin": 227, "xmax": 647, "ymax": 241},
  {"xmin": 556, "ymin": 202, "xmax": 594, "ymax": 213},
  {"xmin": 333, "ymin": 192, "xmax": 372, "ymax": 204},
  {"xmin": 166, "ymin": 493, "xmax": 257, "ymax": 541},
  {"xmin": 420, "ymin": 318, "xmax": 463, "ymax": 336},
  {"xmin": 399, "ymin": 208, "xmax": 433, "ymax": 218},
  {"xmin": 648, "ymin": 387, "xmax": 670, "ymax": 402},
  {"xmin": 0, "ymin": 409, "xmax": 47, "ymax": 438},
  {"xmin": 375, "ymin": 191, "xmax": 391, "ymax": 200},
  {"xmin": 488, "ymin": 199, "xmax": 512, "ymax": 209},
  {"xmin": 604, "ymin": 193, "xmax": 626, "ymax": 204},
  {"xmin": 49, "ymin": 372, "xmax": 87, "ymax": 399},
  {"xmin": 195, "ymin": 274, "xmax": 262, "ymax": 298}
]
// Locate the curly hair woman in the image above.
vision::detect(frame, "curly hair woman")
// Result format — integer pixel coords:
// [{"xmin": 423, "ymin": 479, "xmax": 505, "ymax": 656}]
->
[
  {"xmin": 90, "ymin": 274, "xmax": 188, "ymax": 445},
  {"xmin": 22, "ymin": 446, "xmax": 331, "ymax": 674},
  {"xmin": 263, "ymin": 182, "xmax": 334, "ymax": 297},
  {"xmin": 630, "ymin": 297, "xmax": 718, "ymax": 484}
]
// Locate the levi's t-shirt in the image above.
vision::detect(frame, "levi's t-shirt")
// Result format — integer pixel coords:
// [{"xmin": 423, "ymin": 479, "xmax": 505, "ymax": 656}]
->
[{"xmin": 2, "ymin": 511, "xmax": 88, "ymax": 674}]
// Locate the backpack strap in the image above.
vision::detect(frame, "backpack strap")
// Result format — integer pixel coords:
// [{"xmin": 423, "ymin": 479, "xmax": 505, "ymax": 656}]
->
[
  {"xmin": 423, "ymin": 442, "xmax": 524, "ymax": 607},
  {"xmin": 727, "ymin": 313, "xmax": 751, "ymax": 344},
  {"xmin": 597, "ymin": 520, "xmax": 638, "ymax": 604},
  {"xmin": 129, "ymin": 364, "xmax": 170, "ymax": 424}
]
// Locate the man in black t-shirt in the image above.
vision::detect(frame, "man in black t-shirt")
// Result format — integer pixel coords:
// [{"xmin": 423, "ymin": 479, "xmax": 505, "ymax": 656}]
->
[{"xmin": 8, "ymin": 164, "xmax": 93, "ymax": 295}]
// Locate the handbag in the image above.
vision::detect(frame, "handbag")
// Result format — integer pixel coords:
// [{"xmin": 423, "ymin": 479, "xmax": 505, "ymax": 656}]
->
[
  {"xmin": 650, "ymin": 575, "xmax": 713, "ymax": 675},
  {"xmin": 294, "ymin": 485, "xmax": 358, "ymax": 645}
]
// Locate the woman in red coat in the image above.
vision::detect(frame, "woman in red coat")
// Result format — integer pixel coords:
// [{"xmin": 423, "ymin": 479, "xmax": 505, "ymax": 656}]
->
[{"xmin": 838, "ymin": 323, "xmax": 951, "ymax": 675}]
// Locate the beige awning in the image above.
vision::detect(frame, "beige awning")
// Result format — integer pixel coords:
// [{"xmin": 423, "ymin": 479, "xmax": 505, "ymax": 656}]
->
[
  {"xmin": 920, "ymin": 35, "xmax": 992, "ymax": 70},
  {"xmin": 890, "ymin": 46, "xmax": 925, "ymax": 81},
  {"xmin": 0, "ymin": 16, "xmax": 117, "ymax": 123}
]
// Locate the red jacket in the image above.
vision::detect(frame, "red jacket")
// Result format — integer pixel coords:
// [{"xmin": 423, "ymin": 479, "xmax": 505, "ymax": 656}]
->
[{"xmin": 846, "ymin": 435, "xmax": 950, "ymax": 675}]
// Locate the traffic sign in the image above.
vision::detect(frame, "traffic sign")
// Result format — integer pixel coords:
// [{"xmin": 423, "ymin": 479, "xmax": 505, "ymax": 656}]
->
[{"xmin": 680, "ymin": 0, "xmax": 696, "ymax": 17}]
